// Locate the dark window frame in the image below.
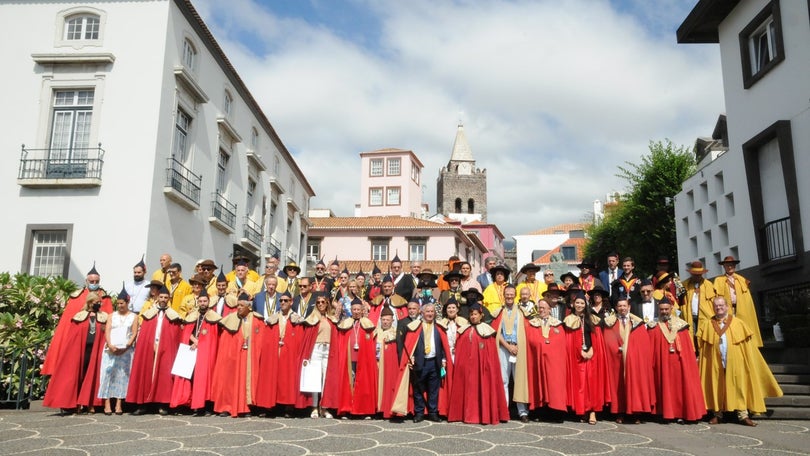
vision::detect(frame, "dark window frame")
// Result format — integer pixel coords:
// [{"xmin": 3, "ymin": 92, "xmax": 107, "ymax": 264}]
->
[
  {"xmin": 738, "ymin": 0, "xmax": 785, "ymax": 89},
  {"xmin": 21, "ymin": 224, "xmax": 73, "ymax": 278}
]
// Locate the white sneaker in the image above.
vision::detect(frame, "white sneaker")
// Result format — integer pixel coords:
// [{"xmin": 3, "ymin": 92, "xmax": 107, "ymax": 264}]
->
[
  {"xmin": 324, "ymin": 411, "xmax": 334, "ymax": 419},
  {"xmin": 310, "ymin": 410, "xmax": 319, "ymax": 419}
]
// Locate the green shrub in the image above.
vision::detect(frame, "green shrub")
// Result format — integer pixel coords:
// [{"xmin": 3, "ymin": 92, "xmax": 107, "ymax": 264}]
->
[{"xmin": 0, "ymin": 272, "xmax": 78, "ymax": 404}]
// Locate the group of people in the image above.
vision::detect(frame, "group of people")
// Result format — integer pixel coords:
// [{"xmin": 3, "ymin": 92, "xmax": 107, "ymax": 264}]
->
[{"xmin": 41, "ymin": 251, "xmax": 782, "ymax": 426}]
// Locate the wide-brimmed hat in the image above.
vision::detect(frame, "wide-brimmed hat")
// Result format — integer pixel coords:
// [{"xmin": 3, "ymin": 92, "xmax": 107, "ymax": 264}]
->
[
  {"xmin": 199, "ymin": 259, "xmax": 217, "ymax": 269},
  {"xmin": 587, "ymin": 284, "xmax": 610, "ymax": 300},
  {"xmin": 655, "ymin": 271, "xmax": 672, "ymax": 284},
  {"xmin": 718, "ymin": 255, "xmax": 740, "ymax": 265},
  {"xmin": 188, "ymin": 274, "xmax": 207, "ymax": 286},
  {"xmin": 284, "ymin": 262, "xmax": 301, "ymax": 274},
  {"xmin": 462, "ymin": 288, "xmax": 484, "ymax": 303},
  {"xmin": 489, "ymin": 264, "xmax": 511, "ymax": 278},
  {"xmin": 149, "ymin": 279, "xmax": 164, "ymax": 288},
  {"xmin": 656, "ymin": 255, "xmax": 670, "ymax": 265},
  {"xmin": 576, "ymin": 259, "xmax": 596, "ymax": 269},
  {"xmin": 559, "ymin": 272, "xmax": 578, "ymax": 284},
  {"xmin": 417, "ymin": 270, "xmax": 439, "ymax": 288},
  {"xmin": 519, "ymin": 263, "xmax": 542, "ymax": 274},
  {"xmin": 542, "ymin": 283, "xmax": 562, "ymax": 297},
  {"xmin": 443, "ymin": 269, "xmax": 463, "ymax": 282},
  {"xmin": 686, "ymin": 260, "xmax": 708, "ymax": 275}
]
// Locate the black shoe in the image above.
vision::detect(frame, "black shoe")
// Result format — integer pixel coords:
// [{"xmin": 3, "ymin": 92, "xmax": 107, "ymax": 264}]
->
[
  {"xmin": 218, "ymin": 411, "xmax": 231, "ymax": 417},
  {"xmin": 193, "ymin": 409, "xmax": 206, "ymax": 417},
  {"xmin": 131, "ymin": 408, "xmax": 147, "ymax": 416},
  {"xmin": 427, "ymin": 413, "xmax": 440, "ymax": 422},
  {"xmin": 158, "ymin": 407, "xmax": 169, "ymax": 416},
  {"xmin": 413, "ymin": 414, "xmax": 425, "ymax": 423},
  {"xmin": 519, "ymin": 415, "xmax": 529, "ymax": 423}
]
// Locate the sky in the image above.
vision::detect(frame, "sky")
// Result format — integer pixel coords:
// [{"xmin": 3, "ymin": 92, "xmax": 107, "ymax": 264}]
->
[{"xmin": 192, "ymin": 0, "xmax": 724, "ymax": 239}]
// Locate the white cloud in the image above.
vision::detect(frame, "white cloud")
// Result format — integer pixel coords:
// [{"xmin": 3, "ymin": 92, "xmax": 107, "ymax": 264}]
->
[{"xmin": 194, "ymin": 0, "xmax": 723, "ymax": 238}]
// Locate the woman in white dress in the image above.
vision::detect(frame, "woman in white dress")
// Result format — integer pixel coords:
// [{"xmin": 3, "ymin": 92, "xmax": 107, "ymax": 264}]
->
[{"xmin": 97, "ymin": 286, "xmax": 139, "ymax": 415}]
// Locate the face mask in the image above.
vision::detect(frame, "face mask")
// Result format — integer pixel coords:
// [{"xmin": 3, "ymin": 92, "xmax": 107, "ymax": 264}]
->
[
  {"xmin": 92, "ymin": 303, "xmax": 101, "ymax": 312},
  {"xmin": 423, "ymin": 289, "xmax": 432, "ymax": 298},
  {"xmin": 88, "ymin": 283, "xmax": 100, "ymax": 291}
]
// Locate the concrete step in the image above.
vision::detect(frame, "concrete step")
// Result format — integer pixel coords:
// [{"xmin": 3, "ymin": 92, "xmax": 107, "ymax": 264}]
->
[
  {"xmin": 769, "ymin": 364, "xmax": 810, "ymax": 375},
  {"xmin": 761, "ymin": 346, "xmax": 810, "ymax": 365},
  {"xmin": 781, "ymin": 384, "xmax": 810, "ymax": 395},
  {"xmin": 765, "ymin": 395, "xmax": 810, "ymax": 407},
  {"xmin": 758, "ymin": 406, "xmax": 810, "ymax": 420},
  {"xmin": 774, "ymin": 373, "xmax": 810, "ymax": 384}
]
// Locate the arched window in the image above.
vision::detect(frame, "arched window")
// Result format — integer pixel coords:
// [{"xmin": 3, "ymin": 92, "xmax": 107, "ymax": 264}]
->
[
  {"xmin": 182, "ymin": 39, "xmax": 197, "ymax": 70},
  {"xmin": 223, "ymin": 91, "xmax": 233, "ymax": 118},
  {"xmin": 467, "ymin": 198, "xmax": 475, "ymax": 214},
  {"xmin": 250, "ymin": 127, "xmax": 259, "ymax": 149},
  {"xmin": 64, "ymin": 14, "xmax": 100, "ymax": 40},
  {"xmin": 454, "ymin": 198, "xmax": 462, "ymax": 213}
]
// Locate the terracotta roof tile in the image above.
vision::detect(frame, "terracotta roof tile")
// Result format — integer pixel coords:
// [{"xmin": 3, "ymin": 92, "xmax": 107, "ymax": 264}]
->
[
  {"xmin": 526, "ymin": 222, "xmax": 590, "ymax": 236},
  {"xmin": 533, "ymin": 238, "xmax": 588, "ymax": 264}
]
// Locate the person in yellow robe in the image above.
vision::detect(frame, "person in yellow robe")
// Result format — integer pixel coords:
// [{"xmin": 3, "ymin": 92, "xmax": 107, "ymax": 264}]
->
[
  {"xmin": 151, "ymin": 253, "xmax": 173, "ymax": 285},
  {"xmin": 177, "ymin": 274, "xmax": 206, "ymax": 318},
  {"xmin": 712, "ymin": 256, "xmax": 762, "ymax": 347},
  {"xmin": 515, "ymin": 263, "xmax": 546, "ymax": 306},
  {"xmin": 681, "ymin": 260, "xmax": 716, "ymax": 338},
  {"xmin": 482, "ymin": 264, "xmax": 511, "ymax": 314},
  {"xmin": 227, "ymin": 261, "xmax": 261, "ymax": 298},
  {"xmin": 225, "ymin": 255, "xmax": 260, "ymax": 284},
  {"xmin": 697, "ymin": 296, "xmax": 782, "ymax": 426},
  {"xmin": 166, "ymin": 263, "xmax": 192, "ymax": 316}
]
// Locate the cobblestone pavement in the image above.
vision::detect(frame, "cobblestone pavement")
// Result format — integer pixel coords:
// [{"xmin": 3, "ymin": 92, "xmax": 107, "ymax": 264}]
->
[{"xmin": 1, "ymin": 406, "xmax": 808, "ymax": 456}]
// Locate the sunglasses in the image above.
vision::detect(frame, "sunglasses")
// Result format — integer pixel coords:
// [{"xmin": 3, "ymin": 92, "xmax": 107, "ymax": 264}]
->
[{"xmin": 280, "ymin": 298, "xmax": 292, "ymax": 302}]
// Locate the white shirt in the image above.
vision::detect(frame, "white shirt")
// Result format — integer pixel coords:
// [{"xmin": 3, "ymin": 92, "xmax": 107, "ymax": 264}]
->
[
  {"xmin": 641, "ymin": 301, "xmax": 655, "ymax": 321},
  {"xmin": 125, "ymin": 279, "xmax": 151, "ymax": 314}
]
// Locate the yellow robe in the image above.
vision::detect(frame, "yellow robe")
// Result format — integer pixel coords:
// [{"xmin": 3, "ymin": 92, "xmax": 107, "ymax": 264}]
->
[
  {"xmin": 226, "ymin": 278, "xmax": 261, "ymax": 298},
  {"xmin": 483, "ymin": 283, "xmax": 507, "ymax": 314},
  {"xmin": 492, "ymin": 306, "xmax": 530, "ymax": 404},
  {"xmin": 515, "ymin": 281, "xmax": 546, "ymax": 305},
  {"xmin": 178, "ymin": 293, "xmax": 199, "ymax": 319},
  {"xmin": 167, "ymin": 279, "xmax": 192, "ymax": 315},
  {"xmin": 151, "ymin": 269, "xmax": 169, "ymax": 285},
  {"xmin": 225, "ymin": 269, "xmax": 260, "ymax": 285},
  {"xmin": 697, "ymin": 316, "xmax": 781, "ymax": 413},
  {"xmin": 681, "ymin": 278, "xmax": 716, "ymax": 336},
  {"xmin": 713, "ymin": 273, "xmax": 762, "ymax": 347}
]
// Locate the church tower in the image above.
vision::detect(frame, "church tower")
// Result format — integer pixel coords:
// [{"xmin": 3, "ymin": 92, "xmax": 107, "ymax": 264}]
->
[{"xmin": 437, "ymin": 123, "xmax": 487, "ymax": 222}]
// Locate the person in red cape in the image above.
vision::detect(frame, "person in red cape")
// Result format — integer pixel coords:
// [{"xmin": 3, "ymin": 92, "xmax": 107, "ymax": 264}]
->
[
  {"xmin": 212, "ymin": 269, "xmax": 238, "ymax": 317},
  {"xmin": 391, "ymin": 303, "xmax": 451, "ymax": 422},
  {"xmin": 375, "ymin": 306, "xmax": 399, "ymax": 418},
  {"xmin": 211, "ymin": 293, "xmax": 264, "ymax": 417},
  {"xmin": 169, "ymin": 288, "xmax": 221, "ymax": 415},
  {"xmin": 43, "ymin": 264, "xmax": 113, "ymax": 377},
  {"xmin": 368, "ymin": 275, "xmax": 408, "ymax": 324},
  {"xmin": 43, "ymin": 292, "xmax": 107, "ymax": 415},
  {"xmin": 650, "ymin": 300, "xmax": 706, "ymax": 423},
  {"xmin": 435, "ymin": 298, "xmax": 463, "ymax": 417},
  {"xmin": 126, "ymin": 286, "xmax": 183, "ymax": 415},
  {"xmin": 262, "ymin": 291, "xmax": 317, "ymax": 414},
  {"xmin": 602, "ymin": 297, "xmax": 655, "ymax": 423},
  {"xmin": 447, "ymin": 303, "xmax": 509, "ymax": 425},
  {"xmin": 524, "ymin": 299, "xmax": 568, "ymax": 421},
  {"xmin": 564, "ymin": 291, "xmax": 611, "ymax": 424},
  {"xmin": 321, "ymin": 298, "xmax": 377, "ymax": 418}
]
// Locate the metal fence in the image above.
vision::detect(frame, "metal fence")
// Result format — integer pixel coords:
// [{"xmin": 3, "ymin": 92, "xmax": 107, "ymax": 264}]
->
[
  {"xmin": 18, "ymin": 145, "xmax": 105, "ymax": 180},
  {"xmin": 165, "ymin": 157, "xmax": 202, "ymax": 204},
  {"xmin": 762, "ymin": 216, "xmax": 796, "ymax": 261},
  {"xmin": 211, "ymin": 192, "xmax": 237, "ymax": 229},
  {"xmin": 1, "ymin": 346, "xmax": 47, "ymax": 409}
]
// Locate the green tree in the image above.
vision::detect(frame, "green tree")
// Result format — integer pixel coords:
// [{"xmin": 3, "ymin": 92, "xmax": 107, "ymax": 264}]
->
[{"xmin": 585, "ymin": 139, "xmax": 695, "ymax": 278}]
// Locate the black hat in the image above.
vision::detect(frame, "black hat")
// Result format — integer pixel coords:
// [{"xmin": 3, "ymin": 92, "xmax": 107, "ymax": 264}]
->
[
  {"xmin": 238, "ymin": 292, "xmax": 251, "ymax": 301},
  {"xmin": 316, "ymin": 256, "xmax": 326, "ymax": 267},
  {"xmin": 564, "ymin": 282, "xmax": 582, "ymax": 298},
  {"xmin": 331, "ymin": 256, "xmax": 340, "ymax": 266},
  {"xmin": 280, "ymin": 291, "xmax": 292, "ymax": 300},
  {"xmin": 392, "ymin": 253, "xmax": 401, "ymax": 263},
  {"xmin": 418, "ymin": 271, "xmax": 438, "ymax": 284},
  {"xmin": 542, "ymin": 283, "xmax": 562, "ymax": 297},
  {"xmin": 443, "ymin": 270, "xmax": 462, "ymax": 282},
  {"xmin": 341, "ymin": 266, "xmax": 350, "ymax": 275},
  {"xmin": 372, "ymin": 262, "xmax": 381, "ymax": 275},
  {"xmin": 134, "ymin": 255, "xmax": 146, "ymax": 269},
  {"xmin": 489, "ymin": 263, "xmax": 511, "ymax": 278},
  {"xmin": 656, "ymin": 255, "xmax": 670, "ymax": 265},
  {"xmin": 519, "ymin": 263, "xmax": 542, "ymax": 274},
  {"xmin": 87, "ymin": 262, "xmax": 99, "ymax": 276},
  {"xmin": 462, "ymin": 288, "xmax": 484, "ymax": 304},
  {"xmin": 559, "ymin": 272, "xmax": 578, "ymax": 284},
  {"xmin": 571, "ymin": 290, "xmax": 587, "ymax": 302},
  {"xmin": 640, "ymin": 279, "xmax": 653, "ymax": 287},
  {"xmin": 469, "ymin": 302, "xmax": 484, "ymax": 314},
  {"xmin": 444, "ymin": 295, "xmax": 459, "ymax": 307},
  {"xmin": 158, "ymin": 285, "xmax": 170, "ymax": 295},
  {"xmin": 719, "ymin": 255, "xmax": 740, "ymax": 265},
  {"xmin": 235, "ymin": 259, "xmax": 249, "ymax": 268},
  {"xmin": 576, "ymin": 259, "xmax": 596, "ymax": 269},
  {"xmin": 654, "ymin": 271, "xmax": 672, "ymax": 285},
  {"xmin": 350, "ymin": 297, "xmax": 363, "ymax": 306},
  {"xmin": 198, "ymin": 287, "xmax": 209, "ymax": 298},
  {"xmin": 216, "ymin": 267, "xmax": 227, "ymax": 283},
  {"xmin": 117, "ymin": 282, "xmax": 130, "ymax": 302},
  {"xmin": 382, "ymin": 273, "xmax": 393, "ymax": 284},
  {"xmin": 355, "ymin": 269, "xmax": 365, "ymax": 278},
  {"xmin": 587, "ymin": 284, "xmax": 610, "ymax": 300}
]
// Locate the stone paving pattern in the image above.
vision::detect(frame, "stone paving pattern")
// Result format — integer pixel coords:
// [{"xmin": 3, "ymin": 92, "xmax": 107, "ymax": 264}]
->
[{"xmin": 1, "ymin": 406, "xmax": 809, "ymax": 456}]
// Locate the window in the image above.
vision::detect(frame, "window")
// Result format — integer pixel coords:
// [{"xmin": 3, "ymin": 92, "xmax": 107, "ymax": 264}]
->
[
  {"xmin": 409, "ymin": 242, "xmax": 426, "ymax": 261},
  {"xmin": 250, "ymin": 127, "xmax": 259, "ymax": 149},
  {"xmin": 246, "ymin": 178, "xmax": 256, "ymax": 215},
  {"xmin": 369, "ymin": 187, "xmax": 383, "ymax": 206},
  {"xmin": 370, "ymin": 158, "xmax": 384, "ymax": 176},
  {"xmin": 49, "ymin": 89, "xmax": 94, "ymax": 161},
  {"xmin": 223, "ymin": 91, "xmax": 233, "ymax": 118},
  {"xmin": 467, "ymin": 198, "xmax": 475, "ymax": 214},
  {"xmin": 411, "ymin": 163, "xmax": 420, "ymax": 184},
  {"xmin": 64, "ymin": 14, "xmax": 99, "ymax": 40},
  {"xmin": 216, "ymin": 149, "xmax": 229, "ymax": 194},
  {"xmin": 273, "ymin": 156, "xmax": 280, "ymax": 176},
  {"xmin": 307, "ymin": 240, "xmax": 321, "ymax": 262},
  {"xmin": 372, "ymin": 242, "xmax": 389, "ymax": 261},
  {"xmin": 387, "ymin": 157, "xmax": 401, "ymax": 176},
  {"xmin": 386, "ymin": 187, "xmax": 401, "ymax": 206},
  {"xmin": 29, "ymin": 229, "xmax": 69, "ymax": 277},
  {"xmin": 173, "ymin": 107, "xmax": 191, "ymax": 163},
  {"xmin": 182, "ymin": 39, "xmax": 197, "ymax": 70},
  {"xmin": 455, "ymin": 198, "xmax": 462, "ymax": 213},
  {"xmin": 561, "ymin": 246, "xmax": 576, "ymax": 260},
  {"xmin": 739, "ymin": 1, "xmax": 784, "ymax": 88}
]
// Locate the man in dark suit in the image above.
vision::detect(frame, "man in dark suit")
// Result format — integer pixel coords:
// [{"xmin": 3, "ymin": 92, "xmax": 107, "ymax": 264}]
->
[
  {"xmin": 598, "ymin": 252, "xmax": 622, "ymax": 299},
  {"xmin": 395, "ymin": 259, "xmax": 420, "ymax": 301},
  {"xmin": 632, "ymin": 279, "xmax": 659, "ymax": 322},
  {"xmin": 252, "ymin": 275, "xmax": 280, "ymax": 321},
  {"xmin": 476, "ymin": 256, "xmax": 497, "ymax": 291},
  {"xmin": 396, "ymin": 300, "xmax": 421, "ymax": 360},
  {"xmin": 407, "ymin": 303, "xmax": 445, "ymax": 422},
  {"xmin": 610, "ymin": 257, "xmax": 641, "ymax": 307},
  {"xmin": 293, "ymin": 277, "xmax": 315, "ymax": 317}
]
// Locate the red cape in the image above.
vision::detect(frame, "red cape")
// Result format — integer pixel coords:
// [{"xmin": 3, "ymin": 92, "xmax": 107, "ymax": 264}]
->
[
  {"xmin": 43, "ymin": 313, "xmax": 106, "ymax": 409},
  {"xmin": 602, "ymin": 317, "xmax": 655, "ymax": 414},
  {"xmin": 367, "ymin": 299, "xmax": 408, "ymax": 325},
  {"xmin": 211, "ymin": 313, "xmax": 264, "ymax": 417},
  {"xmin": 126, "ymin": 309, "xmax": 182, "ymax": 404},
  {"xmin": 42, "ymin": 289, "xmax": 112, "ymax": 376},
  {"xmin": 377, "ymin": 329, "xmax": 400, "ymax": 418},
  {"xmin": 650, "ymin": 320, "xmax": 706, "ymax": 420},
  {"xmin": 447, "ymin": 324, "xmax": 509, "ymax": 424},
  {"xmin": 564, "ymin": 317, "xmax": 611, "ymax": 415},
  {"xmin": 321, "ymin": 318, "xmax": 378, "ymax": 416},
  {"xmin": 169, "ymin": 314, "xmax": 220, "ymax": 409},
  {"xmin": 525, "ymin": 319, "xmax": 568, "ymax": 411},
  {"xmin": 264, "ymin": 315, "xmax": 313, "ymax": 407}
]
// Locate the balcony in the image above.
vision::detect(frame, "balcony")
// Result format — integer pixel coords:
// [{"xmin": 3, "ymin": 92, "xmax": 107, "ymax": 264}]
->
[
  {"xmin": 163, "ymin": 157, "xmax": 201, "ymax": 210},
  {"xmin": 17, "ymin": 145, "xmax": 104, "ymax": 188},
  {"xmin": 762, "ymin": 216, "xmax": 796, "ymax": 262},
  {"xmin": 209, "ymin": 191, "xmax": 237, "ymax": 234},
  {"xmin": 267, "ymin": 236, "xmax": 281, "ymax": 258},
  {"xmin": 241, "ymin": 216, "xmax": 262, "ymax": 250}
]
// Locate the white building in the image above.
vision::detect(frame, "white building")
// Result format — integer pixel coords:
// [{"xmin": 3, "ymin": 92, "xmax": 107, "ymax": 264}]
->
[
  {"xmin": 0, "ymin": 0, "xmax": 315, "ymax": 284},
  {"xmin": 676, "ymin": 0, "xmax": 810, "ymax": 324},
  {"xmin": 513, "ymin": 223, "xmax": 589, "ymax": 270}
]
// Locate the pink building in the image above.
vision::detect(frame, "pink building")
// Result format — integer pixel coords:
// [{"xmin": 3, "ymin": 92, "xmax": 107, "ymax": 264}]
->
[
  {"xmin": 444, "ymin": 219, "xmax": 505, "ymax": 260},
  {"xmin": 356, "ymin": 149, "xmax": 424, "ymax": 218},
  {"xmin": 307, "ymin": 216, "xmax": 488, "ymax": 275}
]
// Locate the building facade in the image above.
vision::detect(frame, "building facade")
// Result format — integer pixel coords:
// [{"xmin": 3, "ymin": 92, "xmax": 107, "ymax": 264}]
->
[
  {"xmin": 676, "ymin": 0, "xmax": 810, "ymax": 329},
  {"xmin": 437, "ymin": 124, "xmax": 488, "ymax": 222},
  {"xmin": 356, "ymin": 148, "xmax": 424, "ymax": 218},
  {"xmin": 0, "ymin": 0, "xmax": 314, "ymax": 284},
  {"xmin": 513, "ymin": 223, "xmax": 589, "ymax": 270}
]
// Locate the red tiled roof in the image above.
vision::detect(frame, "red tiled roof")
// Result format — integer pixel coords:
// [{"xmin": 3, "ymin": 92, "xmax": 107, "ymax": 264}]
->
[
  {"xmin": 533, "ymin": 238, "xmax": 588, "ymax": 264},
  {"xmin": 525, "ymin": 222, "xmax": 590, "ymax": 236}
]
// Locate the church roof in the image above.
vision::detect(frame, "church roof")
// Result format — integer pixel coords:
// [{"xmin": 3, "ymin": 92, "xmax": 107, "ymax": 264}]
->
[{"xmin": 449, "ymin": 123, "xmax": 475, "ymax": 162}]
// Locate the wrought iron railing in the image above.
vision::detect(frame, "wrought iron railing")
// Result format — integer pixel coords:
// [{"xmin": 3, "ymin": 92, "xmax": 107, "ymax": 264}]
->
[
  {"xmin": 165, "ymin": 157, "xmax": 202, "ymax": 204},
  {"xmin": 762, "ymin": 216, "xmax": 795, "ymax": 261},
  {"xmin": 211, "ymin": 191, "xmax": 237, "ymax": 229},
  {"xmin": 267, "ymin": 236, "xmax": 281, "ymax": 257},
  {"xmin": 18, "ymin": 144, "xmax": 104, "ymax": 180},
  {"xmin": 243, "ymin": 216, "xmax": 262, "ymax": 246},
  {"xmin": 1, "ymin": 345, "xmax": 47, "ymax": 409}
]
